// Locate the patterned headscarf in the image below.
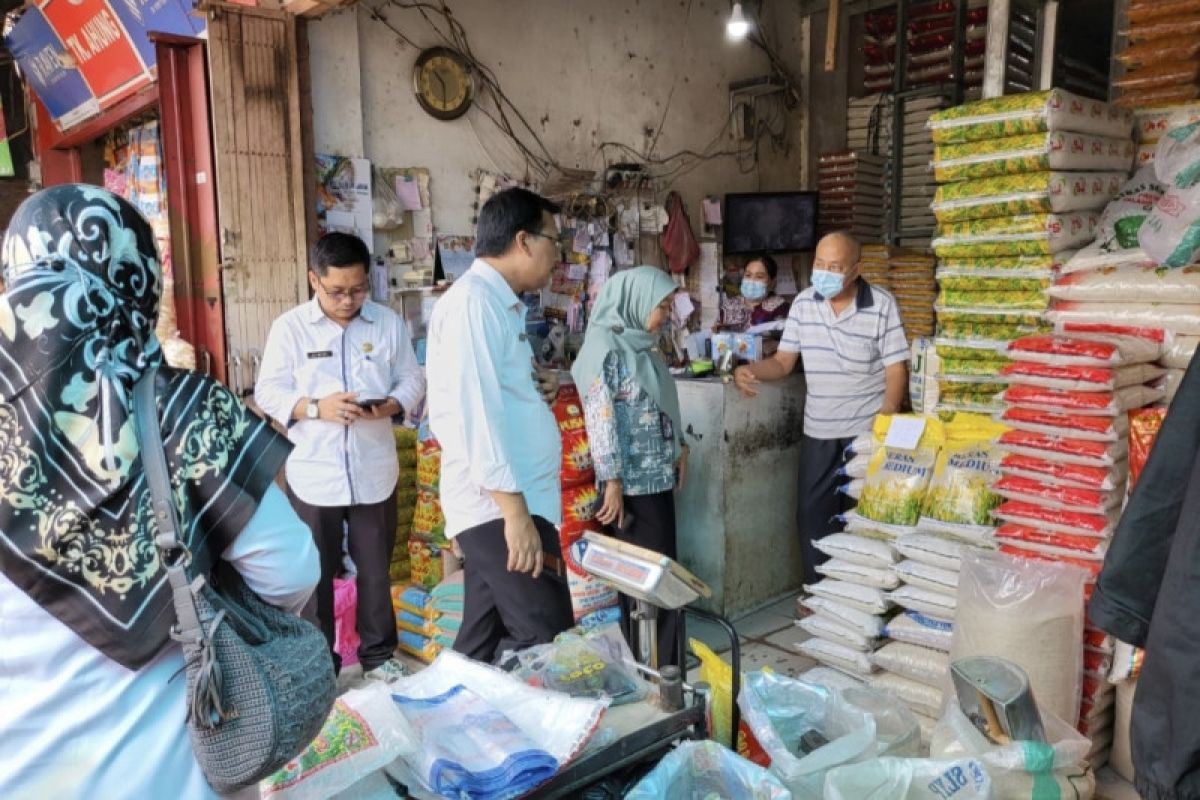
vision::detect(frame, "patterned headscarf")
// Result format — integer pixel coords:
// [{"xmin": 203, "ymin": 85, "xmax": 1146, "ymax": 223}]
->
[{"xmin": 0, "ymin": 185, "xmax": 291, "ymax": 669}]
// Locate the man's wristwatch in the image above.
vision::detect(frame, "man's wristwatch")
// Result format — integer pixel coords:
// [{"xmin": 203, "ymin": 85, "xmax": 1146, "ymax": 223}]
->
[{"xmin": 306, "ymin": 398, "xmax": 320, "ymax": 420}]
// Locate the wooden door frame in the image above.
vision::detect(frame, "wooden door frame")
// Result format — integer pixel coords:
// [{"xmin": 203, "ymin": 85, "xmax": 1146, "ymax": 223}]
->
[{"xmin": 155, "ymin": 33, "xmax": 228, "ymax": 384}]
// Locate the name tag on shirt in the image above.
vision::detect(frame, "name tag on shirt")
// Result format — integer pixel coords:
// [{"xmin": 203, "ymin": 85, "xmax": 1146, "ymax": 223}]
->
[{"xmin": 306, "ymin": 350, "xmax": 333, "ymax": 359}]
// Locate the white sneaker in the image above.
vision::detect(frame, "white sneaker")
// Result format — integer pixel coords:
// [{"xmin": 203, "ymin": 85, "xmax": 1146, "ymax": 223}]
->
[{"xmin": 363, "ymin": 658, "xmax": 408, "ymax": 684}]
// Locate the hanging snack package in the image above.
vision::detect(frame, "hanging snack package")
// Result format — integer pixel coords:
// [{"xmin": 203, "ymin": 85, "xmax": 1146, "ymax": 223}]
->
[
  {"xmin": 858, "ymin": 414, "xmax": 946, "ymax": 533},
  {"xmin": 1129, "ymin": 407, "xmax": 1169, "ymax": 492},
  {"xmin": 918, "ymin": 413, "xmax": 1007, "ymax": 543}
]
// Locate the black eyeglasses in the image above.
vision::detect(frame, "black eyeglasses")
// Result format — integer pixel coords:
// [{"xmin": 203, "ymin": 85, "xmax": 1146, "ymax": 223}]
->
[
  {"xmin": 525, "ymin": 230, "xmax": 563, "ymax": 254},
  {"xmin": 317, "ymin": 277, "xmax": 369, "ymax": 302}
]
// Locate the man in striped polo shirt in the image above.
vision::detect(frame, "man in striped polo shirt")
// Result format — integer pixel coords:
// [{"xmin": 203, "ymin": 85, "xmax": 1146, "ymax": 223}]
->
[{"xmin": 735, "ymin": 232, "xmax": 909, "ymax": 586}]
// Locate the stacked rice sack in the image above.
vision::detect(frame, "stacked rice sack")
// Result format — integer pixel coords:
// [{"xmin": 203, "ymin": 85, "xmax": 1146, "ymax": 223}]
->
[
  {"xmin": 390, "ymin": 427, "xmax": 419, "ymax": 582},
  {"xmin": 430, "ymin": 571, "xmax": 465, "ymax": 654},
  {"xmin": 927, "ymin": 89, "xmax": 1135, "ymax": 416},
  {"xmin": 1132, "ymin": 102, "xmax": 1200, "ymax": 168},
  {"xmin": 860, "ymin": 1, "xmax": 988, "ymax": 97},
  {"xmin": 852, "ymin": 413, "xmax": 1007, "ymax": 745},
  {"xmin": 859, "ymin": 243, "xmax": 892, "ymax": 290},
  {"xmin": 817, "ymin": 152, "xmax": 886, "ymax": 241},
  {"xmin": 1049, "ymin": 125, "xmax": 1200, "ymax": 400},
  {"xmin": 390, "ymin": 583, "xmax": 440, "ymax": 663},
  {"xmin": 889, "ymin": 249, "xmax": 937, "ymax": 341},
  {"xmin": 889, "ymin": 97, "xmax": 947, "ymax": 247},
  {"xmin": 1113, "ymin": 1, "xmax": 1200, "ymax": 110},
  {"xmin": 409, "ymin": 416, "xmax": 446, "ymax": 591},
  {"xmin": 847, "ymin": 94, "xmax": 891, "ymax": 156},
  {"xmin": 553, "ymin": 383, "xmax": 621, "ymax": 628},
  {"xmin": 990, "ymin": 329, "xmax": 1169, "ymax": 766}
]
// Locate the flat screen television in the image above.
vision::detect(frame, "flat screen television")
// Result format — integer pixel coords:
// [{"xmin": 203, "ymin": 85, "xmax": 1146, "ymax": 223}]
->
[{"xmin": 723, "ymin": 191, "xmax": 819, "ymax": 255}]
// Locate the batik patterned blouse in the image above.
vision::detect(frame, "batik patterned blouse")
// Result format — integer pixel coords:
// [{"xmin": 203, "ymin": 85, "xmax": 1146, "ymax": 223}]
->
[{"xmin": 581, "ymin": 351, "xmax": 678, "ymax": 496}]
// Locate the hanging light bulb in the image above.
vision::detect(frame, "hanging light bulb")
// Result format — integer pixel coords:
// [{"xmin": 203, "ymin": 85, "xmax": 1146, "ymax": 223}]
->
[{"xmin": 726, "ymin": 2, "xmax": 750, "ymax": 40}]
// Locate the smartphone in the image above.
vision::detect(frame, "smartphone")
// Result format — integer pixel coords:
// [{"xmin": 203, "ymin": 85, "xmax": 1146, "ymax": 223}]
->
[{"xmin": 356, "ymin": 398, "xmax": 386, "ymax": 409}]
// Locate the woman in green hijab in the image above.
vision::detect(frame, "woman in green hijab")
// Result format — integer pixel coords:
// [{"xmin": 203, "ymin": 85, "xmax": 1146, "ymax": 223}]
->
[{"xmin": 572, "ymin": 266, "xmax": 688, "ymax": 666}]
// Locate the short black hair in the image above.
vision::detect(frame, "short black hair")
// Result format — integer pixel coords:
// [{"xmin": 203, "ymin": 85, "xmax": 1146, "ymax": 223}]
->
[
  {"xmin": 311, "ymin": 232, "xmax": 370, "ymax": 276},
  {"xmin": 748, "ymin": 253, "xmax": 779, "ymax": 281},
  {"xmin": 475, "ymin": 187, "xmax": 562, "ymax": 258}
]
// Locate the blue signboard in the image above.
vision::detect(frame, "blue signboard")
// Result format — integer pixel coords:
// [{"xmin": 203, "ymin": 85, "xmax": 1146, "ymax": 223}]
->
[
  {"xmin": 106, "ymin": 0, "xmax": 205, "ymax": 67},
  {"xmin": 5, "ymin": 7, "xmax": 99, "ymax": 128}
]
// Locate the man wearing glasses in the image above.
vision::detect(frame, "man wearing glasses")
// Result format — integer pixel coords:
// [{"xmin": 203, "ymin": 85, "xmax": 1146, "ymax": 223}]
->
[
  {"xmin": 734, "ymin": 232, "xmax": 909, "ymax": 591},
  {"xmin": 256, "ymin": 231, "xmax": 425, "ymax": 681},
  {"xmin": 425, "ymin": 187, "xmax": 574, "ymax": 664}
]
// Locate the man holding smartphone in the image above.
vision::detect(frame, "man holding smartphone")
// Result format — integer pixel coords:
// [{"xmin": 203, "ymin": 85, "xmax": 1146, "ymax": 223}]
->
[
  {"xmin": 256, "ymin": 231, "xmax": 425, "ymax": 681},
  {"xmin": 426, "ymin": 188, "xmax": 574, "ymax": 664}
]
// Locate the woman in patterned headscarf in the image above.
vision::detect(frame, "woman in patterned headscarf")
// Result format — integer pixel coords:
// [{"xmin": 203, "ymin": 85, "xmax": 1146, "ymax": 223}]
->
[{"xmin": 0, "ymin": 185, "xmax": 319, "ymax": 797}]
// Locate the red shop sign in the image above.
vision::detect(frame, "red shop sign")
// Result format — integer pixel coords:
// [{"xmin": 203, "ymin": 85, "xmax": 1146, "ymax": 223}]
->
[{"xmin": 39, "ymin": 0, "xmax": 150, "ymax": 107}]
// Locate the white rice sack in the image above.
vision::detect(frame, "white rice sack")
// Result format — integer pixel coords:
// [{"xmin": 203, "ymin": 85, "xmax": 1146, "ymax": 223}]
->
[
  {"xmin": 799, "ymin": 666, "xmax": 866, "ymax": 693},
  {"xmin": 927, "ymin": 89, "xmax": 1134, "ymax": 144},
  {"xmin": 887, "ymin": 585, "xmax": 957, "ymax": 622},
  {"xmin": 914, "ymin": 711, "xmax": 940, "ymax": 748},
  {"xmin": 872, "ymin": 642, "xmax": 952, "ymax": 689},
  {"xmin": 930, "ymin": 171, "xmax": 1127, "ymax": 223},
  {"xmin": 895, "ymin": 533, "xmax": 967, "ymax": 572},
  {"xmin": 805, "ymin": 580, "xmax": 892, "ymax": 615},
  {"xmin": 1097, "ymin": 164, "xmax": 1164, "ymax": 250},
  {"xmin": 1047, "ymin": 301, "xmax": 1200, "ymax": 336},
  {"xmin": 934, "ymin": 211, "xmax": 1101, "ymax": 255},
  {"xmin": 1161, "ymin": 335, "xmax": 1199, "ymax": 369},
  {"xmin": 894, "ymin": 560, "xmax": 961, "ymax": 595},
  {"xmin": 797, "ymin": 613, "xmax": 877, "ymax": 652},
  {"xmin": 814, "ymin": 532, "xmax": 899, "ymax": 569},
  {"xmin": 868, "ymin": 672, "xmax": 946, "ymax": 718},
  {"xmin": 817, "ymin": 558, "xmax": 902, "ymax": 590},
  {"xmin": 839, "ymin": 478, "xmax": 864, "ymax": 501},
  {"xmin": 932, "ymin": 131, "xmax": 1136, "ymax": 182},
  {"xmin": 801, "ymin": 595, "xmax": 887, "ymax": 638},
  {"xmin": 952, "ymin": 550, "xmax": 1087, "ymax": 724},
  {"xmin": 885, "ymin": 610, "xmax": 955, "ymax": 653},
  {"xmin": 1048, "ymin": 264, "xmax": 1200, "ymax": 304},
  {"xmin": 846, "ymin": 433, "xmax": 878, "ymax": 459},
  {"xmin": 1160, "ymin": 368, "xmax": 1186, "ymax": 404},
  {"xmin": 842, "ymin": 454, "xmax": 870, "ymax": 480},
  {"xmin": 796, "ymin": 637, "xmax": 876, "ymax": 677},
  {"xmin": 1059, "ymin": 240, "xmax": 1155, "ymax": 275}
]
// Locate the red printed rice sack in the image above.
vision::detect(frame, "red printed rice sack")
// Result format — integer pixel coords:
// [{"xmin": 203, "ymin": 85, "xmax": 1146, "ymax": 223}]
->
[
  {"xmin": 993, "ymin": 500, "xmax": 1119, "ymax": 538},
  {"xmin": 1000, "ymin": 361, "xmax": 1166, "ymax": 392},
  {"xmin": 562, "ymin": 483, "xmax": 600, "ymax": 526},
  {"xmin": 1129, "ymin": 408, "xmax": 1168, "ymax": 493},
  {"xmin": 994, "ymin": 475, "xmax": 1122, "ymax": 513},
  {"xmin": 1002, "ymin": 334, "xmax": 1162, "ymax": 367},
  {"xmin": 1000, "ymin": 453, "xmax": 1123, "ymax": 490},
  {"xmin": 997, "ymin": 430, "xmax": 1127, "ymax": 467},
  {"xmin": 1001, "ymin": 384, "xmax": 1165, "ymax": 417},
  {"xmin": 998, "ymin": 407, "xmax": 1129, "ymax": 442},
  {"xmin": 553, "ymin": 385, "xmax": 595, "ymax": 487},
  {"xmin": 995, "ymin": 523, "xmax": 1110, "ymax": 560},
  {"xmin": 559, "ymin": 521, "xmax": 620, "ymax": 626}
]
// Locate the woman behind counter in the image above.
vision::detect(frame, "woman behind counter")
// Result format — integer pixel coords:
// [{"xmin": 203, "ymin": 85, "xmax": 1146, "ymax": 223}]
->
[
  {"xmin": 719, "ymin": 254, "xmax": 790, "ymax": 331},
  {"xmin": 572, "ymin": 266, "xmax": 688, "ymax": 667}
]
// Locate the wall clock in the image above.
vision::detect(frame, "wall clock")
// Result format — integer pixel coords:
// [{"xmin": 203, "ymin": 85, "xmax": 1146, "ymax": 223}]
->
[{"xmin": 413, "ymin": 46, "xmax": 475, "ymax": 121}]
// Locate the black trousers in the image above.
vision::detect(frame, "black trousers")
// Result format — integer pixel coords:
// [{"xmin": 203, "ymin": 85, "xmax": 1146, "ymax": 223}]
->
[
  {"xmin": 611, "ymin": 490, "xmax": 681, "ymax": 669},
  {"xmin": 452, "ymin": 515, "xmax": 575, "ymax": 665},
  {"xmin": 287, "ymin": 487, "xmax": 398, "ymax": 673},
  {"xmin": 797, "ymin": 434, "xmax": 856, "ymax": 586}
]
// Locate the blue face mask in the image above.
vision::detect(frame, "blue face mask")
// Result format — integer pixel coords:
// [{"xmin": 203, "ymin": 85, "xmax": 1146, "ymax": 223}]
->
[
  {"xmin": 811, "ymin": 269, "xmax": 845, "ymax": 299},
  {"xmin": 740, "ymin": 279, "xmax": 768, "ymax": 301}
]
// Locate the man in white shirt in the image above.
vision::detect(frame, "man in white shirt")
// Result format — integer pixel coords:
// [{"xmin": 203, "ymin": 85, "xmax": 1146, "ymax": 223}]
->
[
  {"xmin": 255, "ymin": 232, "xmax": 425, "ymax": 680},
  {"xmin": 734, "ymin": 232, "xmax": 909, "ymax": 587},
  {"xmin": 426, "ymin": 188, "xmax": 574, "ymax": 664}
]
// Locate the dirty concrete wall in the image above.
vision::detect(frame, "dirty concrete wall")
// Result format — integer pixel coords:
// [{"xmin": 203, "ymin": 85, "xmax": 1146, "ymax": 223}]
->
[{"xmin": 308, "ymin": 0, "xmax": 810, "ymax": 235}]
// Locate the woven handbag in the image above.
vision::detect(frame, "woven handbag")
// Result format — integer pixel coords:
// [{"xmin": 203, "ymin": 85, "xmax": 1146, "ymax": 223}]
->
[{"xmin": 133, "ymin": 367, "xmax": 337, "ymax": 793}]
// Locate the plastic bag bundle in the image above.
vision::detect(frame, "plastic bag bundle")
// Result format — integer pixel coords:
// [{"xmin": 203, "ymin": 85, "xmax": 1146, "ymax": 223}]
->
[
  {"xmin": 736, "ymin": 672, "xmax": 919, "ymax": 798},
  {"xmin": 392, "ymin": 684, "xmax": 558, "ymax": 799},
  {"xmin": 624, "ymin": 740, "xmax": 793, "ymax": 800},
  {"xmin": 502, "ymin": 624, "xmax": 648, "ymax": 706}
]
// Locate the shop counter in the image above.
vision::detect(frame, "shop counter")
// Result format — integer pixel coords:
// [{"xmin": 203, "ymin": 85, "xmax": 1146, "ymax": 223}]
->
[{"xmin": 674, "ymin": 373, "xmax": 806, "ymax": 618}]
